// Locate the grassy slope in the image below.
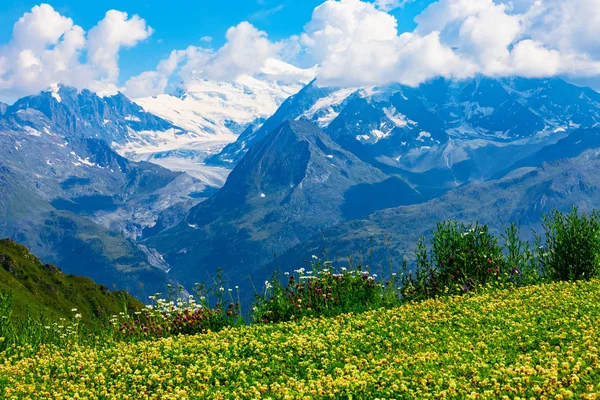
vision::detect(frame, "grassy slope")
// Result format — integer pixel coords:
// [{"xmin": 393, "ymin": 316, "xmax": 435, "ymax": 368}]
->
[
  {"xmin": 0, "ymin": 239, "xmax": 142, "ymax": 325},
  {"xmin": 2, "ymin": 279, "xmax": 599, "ymax": 399}
]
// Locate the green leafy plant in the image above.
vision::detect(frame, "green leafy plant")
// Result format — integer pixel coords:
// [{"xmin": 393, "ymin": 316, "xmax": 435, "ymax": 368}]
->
[
  {"xmin": 252, "ymin": 257, "xmax": 400, "ymax": 323},
  {"xmin": 402, "ymin": 221, "xmax": 508, "ymax": 301},
  {"xmin": 110, "ymin": 268, "xmax": 242, "ymax": 340},
  {"xmin": 538, "ymin": 207, "xmax": 600, "ymax": 281}
]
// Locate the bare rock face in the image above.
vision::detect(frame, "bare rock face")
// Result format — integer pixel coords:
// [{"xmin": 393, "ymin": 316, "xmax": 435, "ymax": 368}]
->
[{"xmin": 0, "ymin": 254, "xmax": 16, "ymax": 274}]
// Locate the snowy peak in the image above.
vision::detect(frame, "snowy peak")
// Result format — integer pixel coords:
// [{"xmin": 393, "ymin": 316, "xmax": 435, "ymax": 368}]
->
[
  {"xmin": 7, "ymin": 85, "xmax": 175, "ymax": 143},
  {"xmin": 206, "ymin": 80, "xmax": 352, "ymax": 166},
  {"xmin": 130, "ymin": 59, "xmax": 317, "ymax": 175},
  {"xmin": 258, "ymin": 58, "xmax": 318, "ymax": 83},
  {"xmin": 134, "ymin": 59, "xmax": 316, "ymax": 139}
]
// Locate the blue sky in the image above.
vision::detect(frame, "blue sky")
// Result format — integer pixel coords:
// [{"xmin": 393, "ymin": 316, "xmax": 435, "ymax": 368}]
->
[
  {"xmin": 0, "ymin": 0, "xmax": 599, "ymax": 102},
  {"xmin": 0, "ymin": 0, "xmax": 434, "ymax": 85}
]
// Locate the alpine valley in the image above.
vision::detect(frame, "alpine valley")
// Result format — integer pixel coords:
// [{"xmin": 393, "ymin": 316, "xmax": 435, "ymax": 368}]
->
[{"xmin": 3, "ymin": 73, "xmax": 600, "ymax": 300}]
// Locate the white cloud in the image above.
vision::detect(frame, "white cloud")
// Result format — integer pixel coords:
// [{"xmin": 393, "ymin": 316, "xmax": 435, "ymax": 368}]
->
[
  {"xmin": 123, "ymin": 48, "xmax": 186, "ymax": 97},
  {"xmin": 301, "ymin": 0, "xmax": 476, "ymax": 87},
  {"xmin": 0, "ymin": 4, "xmax": 152, "ymax": 103},
  {"xmin": 3, "ymin": 0, "xmax": 600, "ymax": 102},
  {"xmin": 87, "ymin": 10, "xmax": 153, "ymax": 80},
  {"xmin": 303, "ymin": 0, "xmax": 600, "ymax": 88},
  {"xmin": 200, "ymin": 22, "xmax": 281, "ymax": 80},
  {"xmin": 374, "ymin": 0, "xmax": 413, "ymax": 11},
  {"xmin": 123, "ymin": 22, "xmax": 313, "ymax": 98}
]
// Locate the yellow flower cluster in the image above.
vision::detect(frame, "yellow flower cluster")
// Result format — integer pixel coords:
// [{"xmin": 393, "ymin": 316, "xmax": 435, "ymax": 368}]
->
[{"xmin": 1, "ymin": 280, "xmax": 600, "ymax": 399}]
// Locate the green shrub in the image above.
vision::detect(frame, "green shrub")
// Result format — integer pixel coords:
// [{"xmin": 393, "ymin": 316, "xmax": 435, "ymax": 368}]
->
[
  {"xmin": 401, "ymin": 221, "xmax": 509, "ymax": 301},
  {"xmin": 252, "ymin": 258, "xmax": 399, "ymax": 323},
  {"xmin": 502, "ymin": 222, "xmax": 545, "ymax": 286},
  {"xmin": 538, "ymin": 207, "xmax": 600, "ymax": 281}
]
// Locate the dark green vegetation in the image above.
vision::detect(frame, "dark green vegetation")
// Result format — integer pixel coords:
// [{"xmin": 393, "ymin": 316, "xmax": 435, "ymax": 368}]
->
[
  {"xmin": 0, "ymin": 238, "xmax": 142, "ymax": 352},
  {"xmin": 274, "ymin": 151, "xmax": 600, "ymax": 278}
]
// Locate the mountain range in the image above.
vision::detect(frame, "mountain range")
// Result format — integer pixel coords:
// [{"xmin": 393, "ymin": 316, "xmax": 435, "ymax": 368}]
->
[{"xmin": 2, "ymin": 75, "xmax": 600, "ymax": 302}]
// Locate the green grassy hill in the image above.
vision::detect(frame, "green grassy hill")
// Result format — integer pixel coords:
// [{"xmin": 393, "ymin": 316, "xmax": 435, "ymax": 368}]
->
[
  {"xmin": 2, "ymin": 279, "xmax": 599, "ymax": 399},
  {"xmin": 0, "ymin": 239, "xmax": 142, "ymax": 325}
]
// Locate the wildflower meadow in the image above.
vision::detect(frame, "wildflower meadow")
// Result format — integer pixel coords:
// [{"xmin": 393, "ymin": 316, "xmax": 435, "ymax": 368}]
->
[
  {"xmin": 2, "ymin": 279, "xmax": 600, "ymax": 399},
  {"xmin": 1, "ymin": 207, "xmax": 600, "ymax": 398}
]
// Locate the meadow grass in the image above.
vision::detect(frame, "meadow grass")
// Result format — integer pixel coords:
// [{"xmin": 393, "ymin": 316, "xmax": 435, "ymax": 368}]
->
[{"xmin": 1, "ymin": 279, "xmax": 600, "ymax": 399}]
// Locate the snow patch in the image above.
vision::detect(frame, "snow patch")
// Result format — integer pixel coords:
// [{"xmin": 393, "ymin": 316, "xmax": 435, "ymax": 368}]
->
[
  {"xmin": 371, "ymin": 129, "xmax": 391, "ymax": 140},
  {"xmin": 416, "ymin": 131, "xmax": 432, "ymax": 142},
  {"xmin": 301, "ymin": 88, "xmax": 356, "ymax": 127},
  {"xmin": 44, "ymin": 83, "xmax": 61, "ymax": 102},
  {"xmin": 23, "ymin": 126, "xmax": 41, "ymax": 137},
  {"xmin": 70, "ymin": 151, "xmax": 96, "ymax": 167},
  {"xmin": 383, "ymin": 107, "xmax": 408, "ymax": 128},
  {"xmin": 125, "ymin": 115, "xmax": 141, "ymax": 122}
]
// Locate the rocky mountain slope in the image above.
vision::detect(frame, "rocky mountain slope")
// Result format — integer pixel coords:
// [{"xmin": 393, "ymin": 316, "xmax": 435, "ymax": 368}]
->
[
  {"xmin": 210, "ymin": 77, "xmax": 600, "ymax": 188},
  {"xmin": 0, "ymin": 87, "xmax": 210, "ymax": 295},
  {"xmin": 147, "ymin": 120, "xmax": 390, "ymax": 290},
  {"xmin": 4, "ymin": 76, "xmax": 600, "ymax": 303},
  {"xmin": 272, "ymin": 135, "xmax": 600, "ymax": 272},
  {"xmin": 146, "ymin": 77, "xmax": 600, "ymax": 298}
]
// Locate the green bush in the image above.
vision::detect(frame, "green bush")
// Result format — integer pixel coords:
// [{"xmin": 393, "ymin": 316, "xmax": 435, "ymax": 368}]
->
[
  {"xmin": 401, "ymin": 221, "xmax": 510, "ymax": 301},
  {"xmin": 502, "ymin": 222, "xmax": 544, "ymax": 286},
  {"xmin": 252, "ymin": 258, "xmax": 399, "ymax": 323},
  {"xmin": 538, "ymin": 207, "xmax": 600, "ymax": 281}
]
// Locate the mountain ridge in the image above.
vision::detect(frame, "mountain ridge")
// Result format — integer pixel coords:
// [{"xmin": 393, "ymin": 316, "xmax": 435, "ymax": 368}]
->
[{"xmin": 0, "ymin": 238, "xmax": 142, "ymax": 323}]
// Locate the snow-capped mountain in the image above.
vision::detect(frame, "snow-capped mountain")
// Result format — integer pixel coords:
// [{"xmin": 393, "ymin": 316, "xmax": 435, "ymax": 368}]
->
[
  {"xmin": 7, "ymin": 84, "xmax": 233, "ymax": 186},
  {"xmin": 210, "ymin": 76, "xmax": 600, "ymax": 189},
  {"xmin": 5, "ymin": 73, "xmax": 600, "ymax": 304},
  {"xmin": 206, "ymin": 80, "xmax": 354, "ymax": 166},
  {"xmin": 133, "ymin": 59, "xmax": 317, "ymax": 172},
  {"xmin": 324, "ymin": 77, "xmax": 600, "ymax": 186}
]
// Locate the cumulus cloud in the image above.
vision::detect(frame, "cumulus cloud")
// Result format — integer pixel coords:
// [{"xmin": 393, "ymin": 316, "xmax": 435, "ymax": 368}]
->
[
  {"xmin": 123, "ymin": 22, "xmax": 310, "ymax": 98},
  {"xmin": 87, "ymin": 10, "xmax": 153, "ymax": 81},
  {"xmin": 300, "ymin": 0, "xmax": 600, "ymax": 88},
  {"xmin": 123, "ymin": 49, "xmax": 187, "ymax": 98},
  {"xmin": 199, "ymin": 22, "xmax": 281, "ymax": 80},
  {"xmin": 3, "ymin": 0, "xmax": 600, "ymax": 101},
  {"xmin": 300, "ymin": 0, "xmax": 477, "ymax": 87},
  {"xmin": 0, "ymin": 3, "xmax": 152, "ymax": 102}
]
